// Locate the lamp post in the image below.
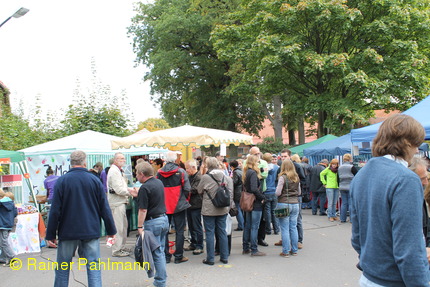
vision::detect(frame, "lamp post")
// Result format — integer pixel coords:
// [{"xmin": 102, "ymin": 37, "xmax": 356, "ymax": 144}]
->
[{"xmin": 0, "ymin": 7, "xmax": 30, "ymax": 28}]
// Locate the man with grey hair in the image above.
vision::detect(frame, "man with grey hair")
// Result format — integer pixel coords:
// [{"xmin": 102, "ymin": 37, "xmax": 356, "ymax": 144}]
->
[
  {"xmin": 184, "ymin": 159, "xmax": 203, "ymax": 254},
  {"xmin": 136, "ymin": 161, "xmax": 169, "ymax": 287},
  {"xmin": 46, "ymin": 150, "xmax": 116, "ymax": 287},
  {"xmin": 108, "ymin": 152, "xmax": 137, "ymax": 257},
  {"xmin": 157, "ymin": 151, "xmax": 191, "ymax": 264}
]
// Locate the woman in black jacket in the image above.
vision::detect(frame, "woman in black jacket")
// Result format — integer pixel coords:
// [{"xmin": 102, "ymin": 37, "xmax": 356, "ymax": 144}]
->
[{"xmin": 242, "ymin": 155, "xmax": 266, "ymax": 256}]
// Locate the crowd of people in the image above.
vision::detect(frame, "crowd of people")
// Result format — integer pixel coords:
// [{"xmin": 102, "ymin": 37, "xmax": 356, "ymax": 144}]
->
[{"xmin": 1, "ymin": 113, "xmax": 430, "ymax": 287}]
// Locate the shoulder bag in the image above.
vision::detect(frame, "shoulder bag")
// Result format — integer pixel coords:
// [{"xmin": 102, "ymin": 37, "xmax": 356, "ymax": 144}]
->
[
  {"xmin": 240, "ymin": 185, "xmax": 255, "ymax": 212},
  {"xmin": 274, "ymin": 175, "xmax": 290, "ymax": 218}
]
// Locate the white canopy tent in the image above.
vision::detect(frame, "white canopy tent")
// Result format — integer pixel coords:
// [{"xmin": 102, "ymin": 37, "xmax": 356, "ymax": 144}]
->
[{"xmin": 18, "ymin": 130, "xmax": 167, "ymax": 201}]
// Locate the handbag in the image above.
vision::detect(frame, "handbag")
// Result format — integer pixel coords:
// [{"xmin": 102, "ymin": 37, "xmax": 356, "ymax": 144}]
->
[
  {"xmin": 240, "ymin": 185, "xmax": 255, "ymax": 212},
  {"xmin": 274, "ymin": 175, "xmax": 290, "ymax": 218}
]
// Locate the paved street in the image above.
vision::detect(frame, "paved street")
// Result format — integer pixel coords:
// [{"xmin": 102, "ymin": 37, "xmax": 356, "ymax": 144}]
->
[{"xmin": 2, "ymin": 209, "xmax": 361, "ymax": 287}]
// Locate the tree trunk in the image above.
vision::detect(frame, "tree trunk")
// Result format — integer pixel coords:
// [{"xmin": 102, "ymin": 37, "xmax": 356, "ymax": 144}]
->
[
  {"xmin": 272, "ymin": 95, "xmax": 283, "ymax": 142},
  {"xmin": 261, "ymin": 95, "xmax": 283, "ymax": 142},
  {"xmin": 298, "ymin": 116, "xmax": 305, "ymax": 144},
  {"xmin": 318, "ymin": 110, "xmax": 328, "ymax": 137},
  {"xmin": 288, "ymin": 129, "xmax": 296, "ymax": 145}
]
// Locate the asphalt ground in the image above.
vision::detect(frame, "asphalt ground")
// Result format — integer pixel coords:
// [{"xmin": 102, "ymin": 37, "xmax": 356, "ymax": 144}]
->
[{"xmin": 1, "ymin": 209, "xmax": 361, "ymax": 287}]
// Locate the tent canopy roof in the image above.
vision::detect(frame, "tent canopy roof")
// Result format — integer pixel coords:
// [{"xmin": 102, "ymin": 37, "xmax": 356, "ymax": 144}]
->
[
  {"xmin": 303, "ymin": 133, "xmax": 371, "ymax": 157},
  {"xmin": 0, "ymin": 150, "xmax": 25, "ymax": 163},
  {"xmin": 20, "ymin": 130, "xmax": 167, "ymax": 156},
  {"xmin": 351, "ymin": 95, "xmax": 430, "ymax": 142},
  {"xmin": 289, "ymin": 134, "xmax": 338, "ymax": 157},
  {"xmin": 111, "ymin": 124, "xmax": 254, "ymax": 149}
]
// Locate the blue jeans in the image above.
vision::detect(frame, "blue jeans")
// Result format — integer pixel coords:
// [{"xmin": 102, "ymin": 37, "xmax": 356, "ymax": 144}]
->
[
  {"xmin": 359, "ymin": 274, "xmax": 385, "ymax": 287},
  {"xmin": 242, "ymin": 210, "xmax": 262, "ymax": 254},
  {"xmin": 277, "ymin": 203, "xmax": 299, "ymax": 254},
  {"xmin": 263, "ymin": 193, "xmax": 279, "ymax": 234},
  {"xmin": 203, "ymin": 214, "xmax": 228, "ymax": 263},
  {"xmin": 326, "ymin": 188, "xmax": 339, "ymax": 218},
  {"xmin": 144, "ymin": 215, "xmax": 169, "ymax": 287},
  {"xmin": 54, "ymin": 238, "xmax": 101, "ymax": 287},
  {"xmin": 311, "ymin": 192, "xmax": 327, "ymax": 215},
  {"xmin": 297, "ymin": 197, "xmax": 303, "ymax": 243},
  {"xmin": 340, "ymin": 190, "xmax": 350, "ymax": 222},
  {"xmin": 187, "ymin": 208, "xmax": 204, "ymax": 249},
  {"xmin": 234, "ymin": 200, "xmax": 244, "ymax": 230}
]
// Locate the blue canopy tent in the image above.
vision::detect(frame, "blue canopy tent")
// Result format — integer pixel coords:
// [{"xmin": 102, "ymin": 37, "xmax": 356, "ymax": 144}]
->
[
  {"xmin": 351, "ymin": 95, "xmax": 430, "ymax": 143},
  {"xmin": 303, "ymin": 134, "xmax": 371, "ymax": 166}
]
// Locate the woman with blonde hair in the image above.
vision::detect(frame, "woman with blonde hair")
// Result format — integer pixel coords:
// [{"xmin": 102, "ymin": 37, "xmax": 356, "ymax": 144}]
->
[
  {"xmin": 275, "ymin": 159, "xmax": 301, "ymax": 257},
  {"xmin": 320, "ymin": 158, "xmax": 340, "ymax": 222},
  {"xmin": 242, "ymin": 155, "xmax": 266, "ymax": 256}
]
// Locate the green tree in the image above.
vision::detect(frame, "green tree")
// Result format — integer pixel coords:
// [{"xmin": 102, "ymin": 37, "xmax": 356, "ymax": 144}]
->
[
  {"xmin": 128, "ymin": 0, "xmax": 265, "ymax": 134},
  {"xmin": 137, "ymin": 118, "xmax": 170, "ymax": 132},
  {"xmin": 212, "ymin": 0, "xmax": 430, "ymax": 136},
  {"xmin": 256, "ymin": 136, "xmax": 289, "ymax": 155}
]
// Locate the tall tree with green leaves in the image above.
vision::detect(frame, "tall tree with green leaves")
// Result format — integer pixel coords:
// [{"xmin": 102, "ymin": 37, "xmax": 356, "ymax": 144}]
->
[
  {"xmin": 212, "ymin": 0, "xmax": 430, "ymax": 137},
  {"xmin": 128, "ymin": 0, "xmax": 266, "ymax": 134}
]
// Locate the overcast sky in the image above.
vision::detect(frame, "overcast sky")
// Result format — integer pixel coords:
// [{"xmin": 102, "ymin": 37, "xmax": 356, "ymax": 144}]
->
[{"xmin": 0, "ymin": 0, "xmax": 160, "ymax": 127}]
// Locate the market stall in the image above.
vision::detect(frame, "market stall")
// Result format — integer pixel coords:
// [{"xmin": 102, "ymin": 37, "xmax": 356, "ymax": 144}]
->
[
  {"xmin": 8, "ymin": 205, "xmax": 45, "ymax": 255},
  {"xmin": 111, "ymin": 124, "xmax": 255, "ymax": 160},
  {"xmin": 18, "ymin": 130, "xmax": 168, "ymax": 232}
]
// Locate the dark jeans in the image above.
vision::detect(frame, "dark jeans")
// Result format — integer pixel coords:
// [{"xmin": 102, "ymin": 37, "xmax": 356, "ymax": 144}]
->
[
  {"xmin": 186, "ymin": 208, "xmax": 204, "ymax": 250},
  {"xmin": 264, "ymin": 193, "xmax": 280, "ymax": 234},
  {"xmin": 165, "ymin": 210, "xmax": 186, "ymax": 260},
  {"xmin": 297, "ymin": 196, "xmax": 303, "ymax": 243},
  {"xmin": 312, "ymin": 192, "xmax": 327, "ymax": 215},
  {"xmin": 234, "ymin": 200, "xmax": 244, "ymax": 230}
]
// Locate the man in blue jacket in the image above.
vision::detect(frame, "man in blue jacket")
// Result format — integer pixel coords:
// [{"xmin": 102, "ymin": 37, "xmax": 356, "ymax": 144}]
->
[
  {"xmin": 46, "ymin": 150, "xmax": 117, "ymax": 287},
  {"xmin": 351, "ymin": 115, "xmax": 430, "ymax": 287}
]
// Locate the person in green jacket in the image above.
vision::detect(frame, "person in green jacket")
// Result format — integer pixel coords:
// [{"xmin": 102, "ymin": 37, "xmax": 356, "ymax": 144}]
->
[{"xmin": 320, "ymin": 159, "xmax": 339, "ymax": 222}]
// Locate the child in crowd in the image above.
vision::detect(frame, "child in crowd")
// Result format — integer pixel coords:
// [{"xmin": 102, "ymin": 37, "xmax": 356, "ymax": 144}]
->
[{"xmin": 0, "ymin": 189, "xmax": 18, "ymax": 266}]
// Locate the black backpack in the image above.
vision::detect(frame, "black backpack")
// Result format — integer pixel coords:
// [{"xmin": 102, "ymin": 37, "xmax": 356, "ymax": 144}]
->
[{"xmin": 206, "ymin": 174, "xmax": 230, "ymax": 208}]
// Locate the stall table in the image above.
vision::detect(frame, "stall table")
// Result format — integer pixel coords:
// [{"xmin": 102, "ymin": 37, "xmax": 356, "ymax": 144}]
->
[{"xmin": 8, "ymin": 212, "xmax": 45, "ymax": 254}]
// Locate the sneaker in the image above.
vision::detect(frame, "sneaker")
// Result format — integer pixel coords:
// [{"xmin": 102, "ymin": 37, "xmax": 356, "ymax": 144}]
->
[
  {"xmin": 251, "ymin": 251, "xmax": 266, "ymax": 257},
  {"xmin": 258, "ymin": 240, "xmax": 268, "ymax": 247},
  {"xmin": 174, "ymin": 257, "xmax": 189, "ymax": 264},
  {"xmin": 279, "ymin": 252, "xmax": 289, "ymax": 258},
  {"xmin": 112, "ymin": 250, "xmax": 130, "ymax": 257},
  {"xmin": 290, "ymin": 251, "xmax": 298, "ymax": 256},
  {"xmin": 193, "ymin": 249, "xmax": 204, "ymax": 255},
  {"xmin": 298, "ymin": 242, "xmax": 303, "ymax": 249},
  {"xmin": 121, "ymin": 247, "xmax": 132, "ymax": 253},
  {"xmin": 184, "ymin": 245, "xmax": 196, "ymax": 251},
  {"xmin": 274, "ymin": 240, "xmax": 282, "ymax": 246},
  {"xmin": 242, "ymin": 250, "xmax": 251, "ymax": 255}
]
